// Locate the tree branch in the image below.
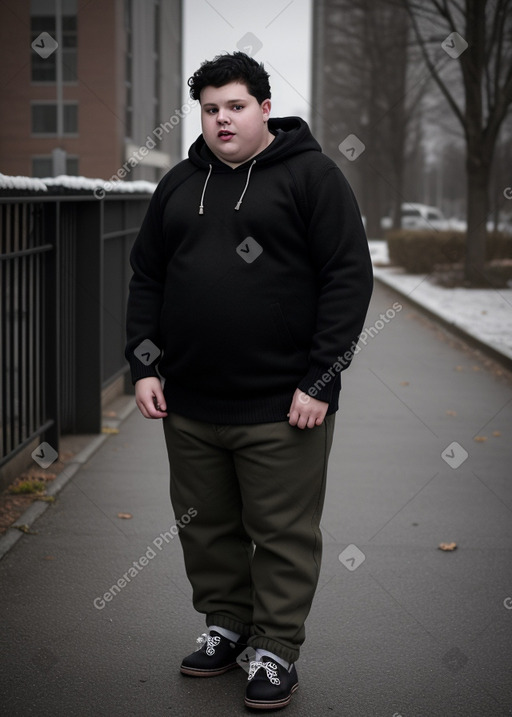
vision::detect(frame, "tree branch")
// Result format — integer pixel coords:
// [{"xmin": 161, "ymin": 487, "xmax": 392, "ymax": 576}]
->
[
  {"xmin": 492, "ymin": 0, "xmax": 511, "ymax": 116},
  {"xmin": 403, "ymin": 0, "xmax": 467, "ymax": 132}
]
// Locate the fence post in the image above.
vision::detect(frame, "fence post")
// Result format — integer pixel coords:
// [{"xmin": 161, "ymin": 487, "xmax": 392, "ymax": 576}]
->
[
  {"xmin": 73, "ymin": 199, "xmax": 103, "ymax": 433},
  {"xmin": 43, "ymin": 201, "xmax": 60, "ymax": 451}
]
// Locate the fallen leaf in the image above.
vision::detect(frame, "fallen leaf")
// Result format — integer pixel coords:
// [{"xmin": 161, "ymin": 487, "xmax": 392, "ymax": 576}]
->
[
  {"xmin": 399, "ymin": 381, "xmax": 410, "ymax": 386},
  {"xmin": 492, "ymin": 431, "xmax": 501, "ymax": 437},
  {"xmin": 102, "ymin": 427, "xmax": 119, "ymax": 435},
  {"xmin": 14, "ymin": 524, "xmax": 38, "ymax": 534},
  {"xmin": 446, "ymin": 410, "xmax": 457, "ymax": 416},
  {"xmin": 103, "ymin": 410, "xmax": 118, "ymax": 418},
  {"xmin": 472, "ymin": 365, "xmax": 481, "ymax": 371},
  {"xmin": 455, "ymin": 366, "xmax": 464, "ymax": 371},
  {"xmin": 438, "ymin": 542, "xmax": 457, "ymax": 551},
  {"xmin": 36, "ymin": 496, "xmax": 56, "ymax": 503},
  {"xmin": 117, "ymin": 512, "xmax": 133, "ymax": 520},
  {"xmin": 474, "ymin": 436, "xmax": 487, "ymax": 442}
]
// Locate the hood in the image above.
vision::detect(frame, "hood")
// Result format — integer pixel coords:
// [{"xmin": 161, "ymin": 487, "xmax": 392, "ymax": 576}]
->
[{"xmin": 187, "ymin": 117, "xmax": 322, "ymax": 214}]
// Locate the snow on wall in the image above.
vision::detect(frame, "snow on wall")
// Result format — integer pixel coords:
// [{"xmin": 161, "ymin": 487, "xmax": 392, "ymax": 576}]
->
[
  {"xmin": 0, "ymin": 173, "xmax": 157, "ymax": 194},
  {"xmin": 0, "ymin": 174, "xmax": 49, "ymax": 191}
]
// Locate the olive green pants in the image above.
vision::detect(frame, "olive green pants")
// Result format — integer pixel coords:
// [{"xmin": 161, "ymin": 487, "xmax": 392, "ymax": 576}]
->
[{"xmin": 162, "ymin": 411, "xmax": 335, "ymax": 664}]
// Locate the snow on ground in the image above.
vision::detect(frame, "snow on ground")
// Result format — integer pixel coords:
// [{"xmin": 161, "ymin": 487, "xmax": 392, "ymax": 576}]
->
[{"xmin": 369, "ymin": 240, "xmax": 512, "ymax": 361}]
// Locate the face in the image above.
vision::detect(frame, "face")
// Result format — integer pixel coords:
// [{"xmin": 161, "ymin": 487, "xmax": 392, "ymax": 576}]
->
[{"xmin": 200, "ymin": 81, "xmax": 272, "ymax": 168}]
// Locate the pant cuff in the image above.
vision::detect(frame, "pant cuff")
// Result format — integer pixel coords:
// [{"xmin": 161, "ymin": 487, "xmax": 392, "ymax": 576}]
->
[
  {"xmin": 206, "ymin": 613, "xmax": 252, "ymax": 639},
  {"xmin": 248, "ymin": 636, "xmax": 300, "ymax": 664}
]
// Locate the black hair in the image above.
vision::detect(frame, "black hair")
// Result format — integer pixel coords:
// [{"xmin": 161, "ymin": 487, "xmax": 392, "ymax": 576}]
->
[{"xmin": 188, "ymin": 51, "xmax": 271, "ymax": 104}]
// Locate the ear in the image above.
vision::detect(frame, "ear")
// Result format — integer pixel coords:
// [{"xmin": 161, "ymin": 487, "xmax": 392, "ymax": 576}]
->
[{"xmin": 261, "ymin": 98, "xmax": 271, "ymax": 121}]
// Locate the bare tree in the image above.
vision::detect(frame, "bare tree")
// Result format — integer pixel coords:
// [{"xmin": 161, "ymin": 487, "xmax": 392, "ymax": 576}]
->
[
  {"xmin": 401, "ymin": 0, "xmax": 512, "ymax": 284},
  {"xmin": 311, "ymin": 0, "xmax": 429, "ymax": 237}
]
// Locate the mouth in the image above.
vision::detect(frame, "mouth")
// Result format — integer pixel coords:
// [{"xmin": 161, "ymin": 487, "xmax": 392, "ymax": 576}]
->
[{"xmin": 218, "ymin": 130, "xmax": 235, "ymax": 140}]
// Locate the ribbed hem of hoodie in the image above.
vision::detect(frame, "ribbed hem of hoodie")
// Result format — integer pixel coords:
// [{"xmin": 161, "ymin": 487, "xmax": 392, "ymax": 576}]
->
[
  {"xmin": 297, "ymin": 363, "xmax": 342, "ymax": 404},
  {"xmin": 129, "ymin": 358, "xmax": 161, "ymax": 384},
  {"xmin": 163, "ymin": 382, "xmax": 338, "ymax": 425}
]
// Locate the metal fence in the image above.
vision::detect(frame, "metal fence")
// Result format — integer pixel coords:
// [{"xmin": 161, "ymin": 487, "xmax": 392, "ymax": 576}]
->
[{"xmin": 0, "ymin": 189, "xmax": 151, "ymax": 476}]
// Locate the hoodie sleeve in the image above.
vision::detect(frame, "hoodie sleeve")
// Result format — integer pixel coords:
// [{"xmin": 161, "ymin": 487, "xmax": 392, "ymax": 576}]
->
[
  {"xmin": 297, "ymin": 164, "xmax": 373, "ymax": 403},
  {"xmin": 125, "ymin": 182, "xmax": 167, "ymax": 384}
]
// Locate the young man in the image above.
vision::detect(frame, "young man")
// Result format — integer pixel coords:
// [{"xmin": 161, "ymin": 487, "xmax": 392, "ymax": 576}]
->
[{"xmin": 125, "ymin": 52, "xmax": 373, "ymax": 710}]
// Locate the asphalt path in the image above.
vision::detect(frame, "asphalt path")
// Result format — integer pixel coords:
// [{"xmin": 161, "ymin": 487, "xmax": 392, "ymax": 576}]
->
[{"xmin": 1, "ymin": 281, "xmax": 512, "ymax": 716}]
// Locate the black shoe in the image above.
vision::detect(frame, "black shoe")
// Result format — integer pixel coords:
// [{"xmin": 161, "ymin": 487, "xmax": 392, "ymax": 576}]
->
[
  {"xmin": 180, "ymin": 630, "xmax": 247, "ymax": 677},
  {"xmin": 244, "ymin": 656, "xmax": 299, "ymax": 710}
]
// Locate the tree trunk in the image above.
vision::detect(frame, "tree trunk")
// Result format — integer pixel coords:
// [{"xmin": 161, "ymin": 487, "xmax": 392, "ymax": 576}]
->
[
  {"xmin": 392, "ymin": 197, "xmax": 402, "ymax": 230},
  {"xmin": 363, "ymin": 162, "xmax": 383, "ymax": 239},
  {"xmin": 389, "ymin": 5, "xmax": 408, "ymax": 232},
  {"xmin": 464, "ymin": 154, "xmax": 490, "ymax": 285}
]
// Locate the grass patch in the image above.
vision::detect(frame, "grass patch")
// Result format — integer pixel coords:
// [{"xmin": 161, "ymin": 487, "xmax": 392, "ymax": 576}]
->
[{"xmin": 9, "ymin": 480, "xmax": 47, "ymax": 495}]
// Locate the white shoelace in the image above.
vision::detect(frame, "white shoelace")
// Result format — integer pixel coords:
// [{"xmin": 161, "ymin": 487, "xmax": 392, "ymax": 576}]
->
[
  {"xmin": 248, "ymin": 660, "xmax": 281, "ymax": 685},
  {"xmin": 196, "ymin": 632, "xmax": 221, "ymax": 656}
]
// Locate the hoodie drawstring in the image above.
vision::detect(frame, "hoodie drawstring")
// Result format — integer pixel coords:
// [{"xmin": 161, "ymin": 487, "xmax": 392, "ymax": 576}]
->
[
  {"xmin": 198, "ymin": 160, "xmax": 256, "ymax": 215},
  {"xmin": 198, "ymin": 164, "xmax": 212, "ymax": 215},
  {"xmin": 234, "ymin": 159, "xmax": 256, "ymax": 211}
]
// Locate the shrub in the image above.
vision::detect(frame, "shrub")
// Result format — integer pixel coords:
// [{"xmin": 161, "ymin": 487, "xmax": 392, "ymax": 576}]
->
[{"xmin": 385, "ymin": 230, "xmax": 512, "ymax": 274}]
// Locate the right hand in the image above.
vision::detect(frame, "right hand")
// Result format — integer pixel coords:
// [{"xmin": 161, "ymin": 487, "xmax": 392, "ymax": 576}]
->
[{"xmin": 135, "ymin": 377, "xmax": 168, "ymax": 419}]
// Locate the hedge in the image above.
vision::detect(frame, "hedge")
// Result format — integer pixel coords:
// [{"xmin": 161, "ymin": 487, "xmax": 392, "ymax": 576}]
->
[{"xmin": 385, "ymin": 230, "xmax": 512, "ymax": 274}]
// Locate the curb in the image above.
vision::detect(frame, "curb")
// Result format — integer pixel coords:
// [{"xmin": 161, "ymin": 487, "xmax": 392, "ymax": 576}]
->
[
  {"xmin": 374, "ymin": 272, "xmax": 512, "ymax": 374},
  {"xmin": 0, "ymin": 398, "xmax": 138, "ymax": 562}
]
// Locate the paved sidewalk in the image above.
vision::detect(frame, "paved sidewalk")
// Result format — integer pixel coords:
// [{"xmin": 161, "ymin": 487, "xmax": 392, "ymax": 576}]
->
[{"xmin": 1, "ymin": 282, "xmax": 512, "ymax": 716}]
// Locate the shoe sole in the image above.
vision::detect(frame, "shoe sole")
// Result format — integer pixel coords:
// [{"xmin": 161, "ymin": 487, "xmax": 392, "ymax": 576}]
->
[
  {"xmin": 180, "ymin": 661, "xmax": 240, "ymax": 677},
  {"xmin": 244, "ymin": 683, "xmax": 299, "ymax": 710}
]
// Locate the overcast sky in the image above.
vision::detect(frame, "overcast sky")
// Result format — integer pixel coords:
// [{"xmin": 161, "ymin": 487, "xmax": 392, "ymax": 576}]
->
[{"xmin": 181, "ymin": 0, "xmax": 312, "ymax": 156}]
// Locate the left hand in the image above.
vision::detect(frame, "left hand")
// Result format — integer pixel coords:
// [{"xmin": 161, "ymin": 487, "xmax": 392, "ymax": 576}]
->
[{"xmin": 288, "ymin": 388, "xmax": 329, "ymax": 429}]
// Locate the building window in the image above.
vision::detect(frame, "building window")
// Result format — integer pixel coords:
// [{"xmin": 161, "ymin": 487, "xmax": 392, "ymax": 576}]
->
[
  {"xmin": 32, "ymin": 156, "xmax": 53, "ymax": 177},
  {"xmin": 62, "ymin": 14, "xmax": 78, "ymax": 80},
  {"xmin": 32, "ymin": 155, "xmax": 79, "ymax": 177},
  {"xmin": 31, "ymin": 102, "xmax": 78, "ymax": 135},
  {"xmin": 31, "ymin": 14, "xmax": 57, "ymax": 81},
  {"xmin": 66, "ymin": 156, "xmax": 79, "ymax": 175},
  {"xmin": 31, "ymin": 0, "xmax": 77, "ymax": 83}
]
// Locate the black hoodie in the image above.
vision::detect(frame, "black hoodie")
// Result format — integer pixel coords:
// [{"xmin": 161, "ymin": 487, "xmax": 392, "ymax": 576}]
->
[{"xmin": 125, "ymin": 117, "xmax": 373, "ymax": 424}]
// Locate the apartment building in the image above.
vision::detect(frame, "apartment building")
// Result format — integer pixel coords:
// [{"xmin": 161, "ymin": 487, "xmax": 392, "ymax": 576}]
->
[{"xmin": 0, "ymin": 0, "xmax": 182, "ymax": 181}]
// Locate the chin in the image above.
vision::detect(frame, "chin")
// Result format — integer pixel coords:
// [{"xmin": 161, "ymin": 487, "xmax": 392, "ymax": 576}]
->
[{"xmin": 218, "ymin": 150, "xmax": 241, "ymax": 162}]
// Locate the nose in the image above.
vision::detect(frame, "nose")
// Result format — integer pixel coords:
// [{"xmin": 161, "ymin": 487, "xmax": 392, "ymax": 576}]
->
[{"xmin": 216, "ymin": 108, "xmax": 229, "ymax": 124}]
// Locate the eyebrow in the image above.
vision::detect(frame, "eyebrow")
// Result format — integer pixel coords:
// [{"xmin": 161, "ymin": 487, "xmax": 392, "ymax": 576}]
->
[{"xmin": 202, "ymin": 99, "xmax": 247, "ymax": 108}]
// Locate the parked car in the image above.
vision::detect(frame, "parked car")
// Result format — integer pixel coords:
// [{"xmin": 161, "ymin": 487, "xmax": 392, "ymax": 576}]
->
[
  {"xmin": 446, "ymin": 217, "xmax": 512, "ymax": 234},
  {"xmin": 381, "ymin": 205, "xmax": 512, "ymax": 235},
  {"xmin": 381, "ymin": 203, "xmax": 449, "ymax": 231}
]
